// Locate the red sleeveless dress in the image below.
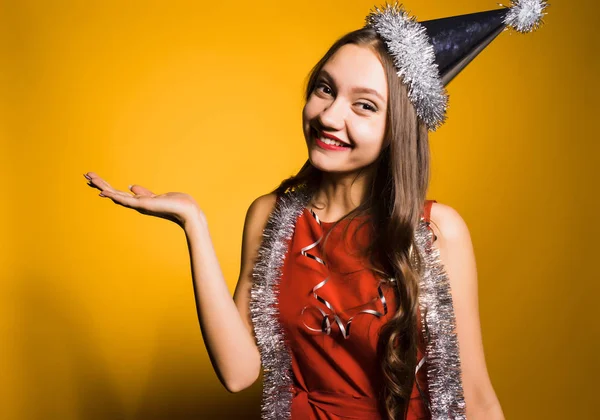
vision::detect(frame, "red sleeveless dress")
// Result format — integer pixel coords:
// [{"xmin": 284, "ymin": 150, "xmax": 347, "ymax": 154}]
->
[{"xmin": 277, "ymin": 200, "xmax": 437, "ymax": 419}]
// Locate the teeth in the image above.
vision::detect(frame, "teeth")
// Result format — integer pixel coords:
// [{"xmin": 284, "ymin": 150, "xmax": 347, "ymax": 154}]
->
[{"xmin": 320, "ymin": 137, "xmax": 346, "ymax": 147}]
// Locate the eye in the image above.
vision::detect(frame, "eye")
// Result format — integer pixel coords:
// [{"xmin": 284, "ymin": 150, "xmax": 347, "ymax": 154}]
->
[
  {"xmin": 357, "ymin": 102, "xmax": 378, "ymax": 112},
  {"xmin": 316, "ymin": 82, "xmax": 333, "ymax": 96}
]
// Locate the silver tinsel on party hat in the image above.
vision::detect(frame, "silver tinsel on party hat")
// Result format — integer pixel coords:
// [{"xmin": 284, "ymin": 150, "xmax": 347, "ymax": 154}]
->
[{"xmin": 365, "ymin": 1, "xmax": 550, "ymax": 131}]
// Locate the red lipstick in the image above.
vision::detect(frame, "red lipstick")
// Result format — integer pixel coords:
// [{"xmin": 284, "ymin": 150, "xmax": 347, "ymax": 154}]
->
[{"xmin": 312, "ymin": 128, "xmax": 351, "ymax": 151}]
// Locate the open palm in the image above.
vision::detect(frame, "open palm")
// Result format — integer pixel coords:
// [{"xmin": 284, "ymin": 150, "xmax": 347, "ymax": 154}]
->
[{"xmin": 84, "ymin": 172, "xmax": 200, "ymax": 227}]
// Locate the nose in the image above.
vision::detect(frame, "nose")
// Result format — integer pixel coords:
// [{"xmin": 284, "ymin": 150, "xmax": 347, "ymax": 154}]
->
[{"xmin": 317, "ymin": 97, "xmax": 346, "ymax": 131}]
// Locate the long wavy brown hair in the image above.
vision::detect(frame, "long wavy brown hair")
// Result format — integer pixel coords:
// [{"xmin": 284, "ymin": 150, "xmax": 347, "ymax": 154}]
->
[{"xmin": 271, "ymin": 27, "xmax": 431, "ymax": 419}]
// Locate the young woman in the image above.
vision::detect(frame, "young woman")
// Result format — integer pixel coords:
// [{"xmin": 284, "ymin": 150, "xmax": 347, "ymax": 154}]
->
[{"xmin": 84, "ymin": 3, "xmax": 547, "ymax": 419}]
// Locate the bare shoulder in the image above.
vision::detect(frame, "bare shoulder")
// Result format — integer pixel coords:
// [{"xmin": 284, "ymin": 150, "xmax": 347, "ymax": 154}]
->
[
  {"xmin": 241, "ymin": 192, "xmax": 279, "ymax": 266},
  {"xmin": 427, "ymin": 201, "xmax": 476, "ymax": 289},
  {"xmin": 428, "ymin": 201, "xmax": 471, "ymax": 243},
  {"xmin": 246, "ymin": 192, "xmax": 278, "ymax": 227},
  {"xmin": 426, "ymin": 200, "xmax": 475, "ymax": 288}
]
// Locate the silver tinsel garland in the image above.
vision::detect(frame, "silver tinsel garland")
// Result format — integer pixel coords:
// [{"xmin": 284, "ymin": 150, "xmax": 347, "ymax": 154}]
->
[
  {"xmin": 250, "ymin": 185, "xmax": 467, "ymax": 419},
  {"xmin": 415, "ymin": 211, "xmax": 467, "ymax": 419},
  {"xmin": 249, "ymin": 186, "xmax": 313, "ymax": 420}
]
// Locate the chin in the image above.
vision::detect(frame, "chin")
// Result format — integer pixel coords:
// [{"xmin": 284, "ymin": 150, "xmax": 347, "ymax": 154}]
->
[
  {"xmin": 307, "ymin": 153, "xmax": 333, "ymax": 172},
  {"xmin": 307, "ymin": 154, "xmax": 349, "ymax": 174}
]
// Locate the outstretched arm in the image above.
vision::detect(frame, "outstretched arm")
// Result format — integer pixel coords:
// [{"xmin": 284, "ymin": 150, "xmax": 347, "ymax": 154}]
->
[
  {"xmin": 429, "ymin": 202, "xmax": 505, "ymax": 420},
  {"xmin": 83, "ymin": 172, "xmax": 273, "ymax": 393}
]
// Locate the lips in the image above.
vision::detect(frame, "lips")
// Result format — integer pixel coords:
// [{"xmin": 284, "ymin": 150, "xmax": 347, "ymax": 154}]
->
[
  {"xmin": 321, "ymin": 131, "xmax": 350, "ymax": 146},
  {"xmin": 311, "ymin": 127, "xmax": 351, "ymax": 148}
]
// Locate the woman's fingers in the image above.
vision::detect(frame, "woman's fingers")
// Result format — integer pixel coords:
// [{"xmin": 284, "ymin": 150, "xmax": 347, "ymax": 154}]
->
[
  {"xmin": 130, "ymin": 184, "xmax": 155, "ymax": 197},
  {"xmin": 84, "ymin": 172, "xmax": 132, "ymax": 202},
  {"xmin": 84, "ymin": 172, "xmax": 126, "ymax": 198},
  {"xmin": 100, "ymin": 188, "xmax": 142, "ymax": 209},
  {"xmin": 84, "ymin": 172, "xmax": 114, "ymax": 191},
  {"xmin": 84, "ymin": 172, "xmax": 155, "ymax": 211},
  {"xmin": 84, "ymin": 172, "xmax": 143, "ymax": 198}
]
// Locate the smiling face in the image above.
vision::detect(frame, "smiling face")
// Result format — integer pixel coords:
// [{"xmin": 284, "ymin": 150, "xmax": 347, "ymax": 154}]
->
[{"xmin": 302, "ymin": 43, "xmax": 389, "ymax": 175}]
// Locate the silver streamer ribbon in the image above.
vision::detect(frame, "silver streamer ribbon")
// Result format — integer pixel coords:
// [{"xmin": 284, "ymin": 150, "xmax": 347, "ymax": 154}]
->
[{"xmin": 300, "ymin": 208, "xmax": 388, "ymax": 339}]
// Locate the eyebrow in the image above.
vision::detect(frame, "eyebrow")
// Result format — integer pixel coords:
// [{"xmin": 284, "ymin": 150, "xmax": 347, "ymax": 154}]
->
[{"xmin": 319, "ymin": 69, "xmax": 386, "ymax": 103}]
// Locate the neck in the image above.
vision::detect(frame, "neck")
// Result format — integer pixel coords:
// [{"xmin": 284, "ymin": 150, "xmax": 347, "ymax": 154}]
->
[{"xmin": 309, "ymin": 166, "xmax": 374, "ymax": 221}]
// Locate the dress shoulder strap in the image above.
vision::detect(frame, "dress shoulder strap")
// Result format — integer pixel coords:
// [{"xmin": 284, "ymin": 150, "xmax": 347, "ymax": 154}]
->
[
  {"xmin": 423, "ymin": 199, "xmax": 438, "ymax": 243},
  {"xmin": 423, "ymin": 199, "xmax": 437, "ymax": 223}
]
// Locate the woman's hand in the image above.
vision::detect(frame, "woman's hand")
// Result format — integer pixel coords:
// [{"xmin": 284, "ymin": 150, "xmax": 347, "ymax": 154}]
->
[{"xmin": 83, "ymin": 172, "xmax": 201, "ymax": 228}]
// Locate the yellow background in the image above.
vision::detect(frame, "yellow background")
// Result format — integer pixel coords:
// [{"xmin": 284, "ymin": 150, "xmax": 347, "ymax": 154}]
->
[{"xmin": 1, "ymin": 0, "xmax": 597, "ymax": 418}]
